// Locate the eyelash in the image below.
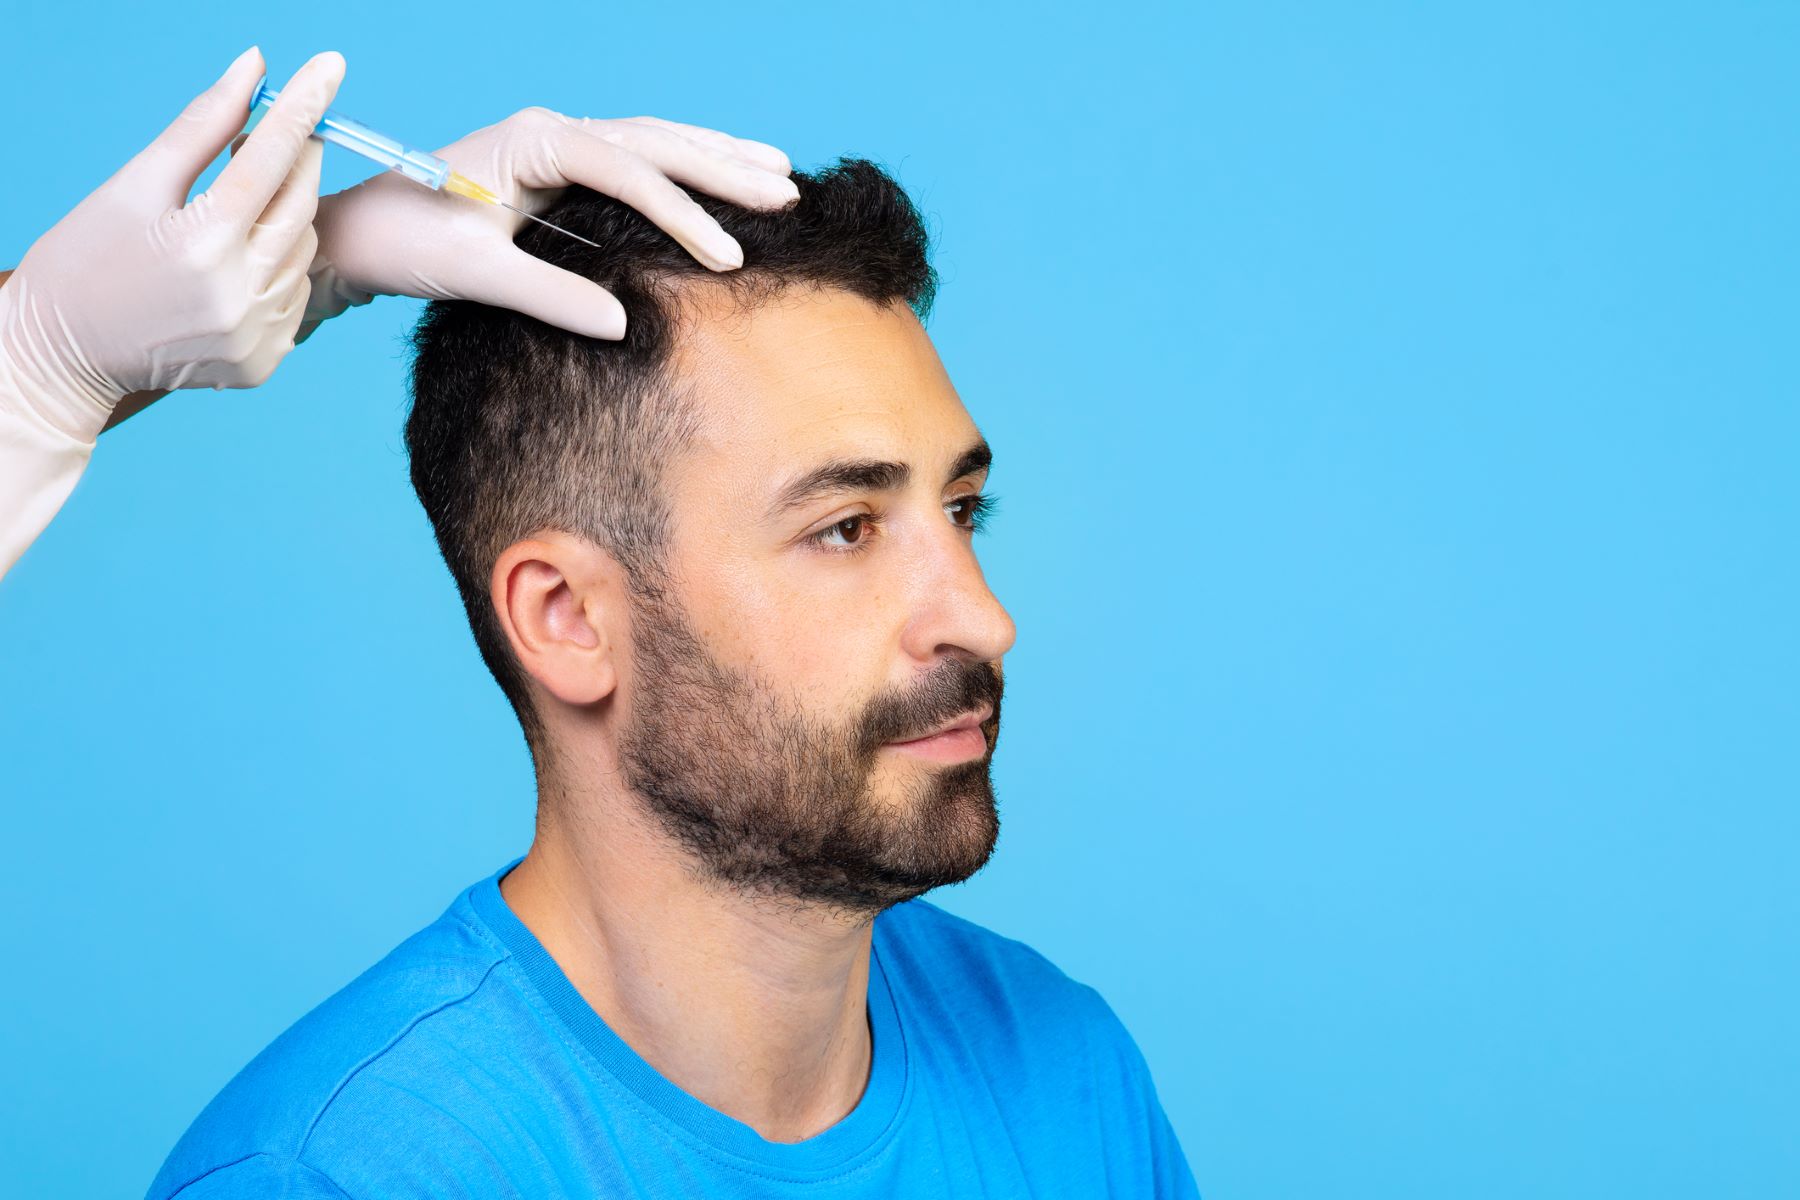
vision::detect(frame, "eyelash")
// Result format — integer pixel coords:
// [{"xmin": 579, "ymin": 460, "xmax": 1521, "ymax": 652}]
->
[{"xmin": 806, "ymin": 492, "xmax": 999, "ymax": 555}]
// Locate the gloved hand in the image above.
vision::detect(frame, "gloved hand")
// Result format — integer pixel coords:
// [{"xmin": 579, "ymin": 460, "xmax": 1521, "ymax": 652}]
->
[
  {"xmin": 0, "ymin": 47, "xmax": 345, "ymax": 446},
  {"xmin": 304, "ymin": 109, "xmax": 801, "ymax": 339}
]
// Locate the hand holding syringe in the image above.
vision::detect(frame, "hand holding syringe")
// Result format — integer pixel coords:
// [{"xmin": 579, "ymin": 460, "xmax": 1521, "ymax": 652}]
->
[
  {"xmin": 290, "ymin": 86, "xmax": 800, "ymax": 342},
  {"xmin": 250, "ymin": 76, "xmax": 601, "ymax": 249},
  {"xmin": 1, "ymin": 47, "xmax": 800, "ymax": 576}
]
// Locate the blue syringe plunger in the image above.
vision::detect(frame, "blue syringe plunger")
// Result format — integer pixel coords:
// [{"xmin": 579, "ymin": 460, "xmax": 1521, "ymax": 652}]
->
[{"xmin": 249, "ymin": 75, "xmax": 451, "ymax": 191}]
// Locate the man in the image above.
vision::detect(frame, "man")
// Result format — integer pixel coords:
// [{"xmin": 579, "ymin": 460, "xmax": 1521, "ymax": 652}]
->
[{"xmin": 148, "ymin": 158, "xmax": 1199, "ymax": 1197}]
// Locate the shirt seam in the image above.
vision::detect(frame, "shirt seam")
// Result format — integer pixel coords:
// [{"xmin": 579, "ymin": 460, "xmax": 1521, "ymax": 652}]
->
[
  {"xmin": 293, "ymin": 953, "xmax": 508, "ymax": 1160},
  {"xmin": 450, "ymin": 899, "xmax": 515, "ymax": 961},
  {"xmin": 166, "ymin": 1151, "xmax": 354, "ymax": 1200}
]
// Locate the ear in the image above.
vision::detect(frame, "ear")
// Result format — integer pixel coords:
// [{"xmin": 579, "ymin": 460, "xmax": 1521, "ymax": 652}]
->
[{"xmin": 490, "ymin": 532, "xmax": 623, "ymax": 709}]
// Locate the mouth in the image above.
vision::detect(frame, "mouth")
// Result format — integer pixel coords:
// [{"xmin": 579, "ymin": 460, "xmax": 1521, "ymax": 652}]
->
[{"xmin": 883, "ymin": 705, "xmax": 995, "ymax": 764}]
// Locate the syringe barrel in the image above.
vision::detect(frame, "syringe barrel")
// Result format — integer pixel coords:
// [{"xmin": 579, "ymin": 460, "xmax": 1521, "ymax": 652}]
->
[{"xmin": 249, "ymin": 76, "xmax": 451, "ymax": 191}]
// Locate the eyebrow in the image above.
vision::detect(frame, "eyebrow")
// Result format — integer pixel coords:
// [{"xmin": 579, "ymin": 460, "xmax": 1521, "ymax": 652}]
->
[{"xmin": 764, "ymin": 438, "xmax": 993, "ymax": 522}]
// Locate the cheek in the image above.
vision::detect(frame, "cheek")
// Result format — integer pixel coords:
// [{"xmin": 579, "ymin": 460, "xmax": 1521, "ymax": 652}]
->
[
  {"xmin": 761, "ymin": 582, "xmax": 890, "ymax": 684},
  {"xmin": 696, "ymin": 554, "xmax": 901, "ymax": 695}
]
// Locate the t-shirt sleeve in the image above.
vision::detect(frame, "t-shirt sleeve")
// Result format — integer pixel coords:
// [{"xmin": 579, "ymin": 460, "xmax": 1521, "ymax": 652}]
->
[
  {"xmin": 1082, "ymin": 984, "xmax": 1205, "ymax": 1200},
  {"xmin": 1139, "ymin": 1061, "xmax": 1204, "ymax": 1200},
  {"xmin": 161, "ymin": 1154, "xmax": 352, "ymax": 1200}
]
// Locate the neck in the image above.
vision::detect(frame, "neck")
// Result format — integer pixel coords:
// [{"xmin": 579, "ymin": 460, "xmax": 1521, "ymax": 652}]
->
[{"xmin": 499, "ymin": 785, "xmax": 876, "ymax": 1143}]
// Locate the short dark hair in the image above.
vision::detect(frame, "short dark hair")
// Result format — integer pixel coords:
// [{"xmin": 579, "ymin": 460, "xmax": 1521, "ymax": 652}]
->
[{"xmin": 405, "ymin": 157, "xmax": 937, "ymax": 754}]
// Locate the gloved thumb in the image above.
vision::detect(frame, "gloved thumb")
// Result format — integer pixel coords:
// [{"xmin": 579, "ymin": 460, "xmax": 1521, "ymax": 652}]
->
[
  {"xmin": 131, "ymin": 46, "xmax": 265, "ymax": 206},
  {"xmin": 457, "ymin": 247, "xmax": 629, "ymax": 340}
]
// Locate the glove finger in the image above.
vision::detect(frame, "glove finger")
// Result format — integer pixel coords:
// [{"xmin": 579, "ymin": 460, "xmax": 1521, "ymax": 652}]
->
[
  {"xmin": 130, "ymin": 45, "xmax": 266, "ymax": 205},
  {"xmin": 617, "ymin": 116, "xmax": 793, "ymax": 177},
  {"xmin": 203, "ymin": 50, "xmax": 344, "ymax": 234},
  {"xmin": 249, "ymin": 136, "xmax": 324, "ymax": 287},
  {"xmin": 452, "ymin": 246, "xmax": 627, "ymax": 339},
  {"xmin": 569, "ymin": 118, "xmax": 798, "ymax": 211},
  {"xmin": 532, "ymin": 130, "xmax": 742, "ymax": 270}
]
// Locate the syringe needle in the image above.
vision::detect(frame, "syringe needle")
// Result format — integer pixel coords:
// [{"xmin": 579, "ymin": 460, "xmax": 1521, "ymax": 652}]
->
[
  {"xmin": 498, "ymin": 200, "xmax": 601, "ymax": 249},
  {"xmin": 442, "ymin": 172, "xmax": 602, "ymax": 249}
]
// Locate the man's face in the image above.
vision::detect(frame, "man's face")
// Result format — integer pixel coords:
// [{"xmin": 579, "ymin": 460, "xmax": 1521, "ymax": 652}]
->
[{"xmin": 614, "ymin": 287, "xmax": 1016, "ymax": 914}]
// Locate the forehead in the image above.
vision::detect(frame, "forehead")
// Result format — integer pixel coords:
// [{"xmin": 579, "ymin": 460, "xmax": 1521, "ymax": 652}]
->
[{"xmin": 666, "ymin": 287, "xmax": 977, "ymax": 503}]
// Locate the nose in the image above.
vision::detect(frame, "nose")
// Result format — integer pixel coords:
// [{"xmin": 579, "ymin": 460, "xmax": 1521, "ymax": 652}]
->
[{"xmin": 896, "ymin": 512, "xmax": 1017, "ymax": 666}]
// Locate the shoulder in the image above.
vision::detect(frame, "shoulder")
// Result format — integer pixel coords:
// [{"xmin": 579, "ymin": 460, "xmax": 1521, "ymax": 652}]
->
[
  {"xmin": 874, "ymin": 898, "xmax": 1139, "ymax": 1064},
  {"xmin": 875, "ymin": 900, "xmax": 1194, "ymax": 1189},
  {"xmin": 877, "ymin": 897, "xmax": 1078, "ymax": 987},
  {"xmin": 147, "ymin": 894, "xmax": 512, "ymax": 1200},
  {"xmin": 147, "ymin": 1153, "xmax": 351, "ymax": 1199}
]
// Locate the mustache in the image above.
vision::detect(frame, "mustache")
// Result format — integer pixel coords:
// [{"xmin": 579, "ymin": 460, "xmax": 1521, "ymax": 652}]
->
[{"xmin": 858, "ymin": 660, "xmax": 1003, "ymax": 749}]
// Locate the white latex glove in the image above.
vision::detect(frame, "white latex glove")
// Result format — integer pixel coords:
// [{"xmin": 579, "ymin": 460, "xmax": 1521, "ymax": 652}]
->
[
  {"xmin": 0, "ymin": 48, "xmax": 345, "ymax": 443},
  {"xmin": 0, "ymin": 47, "xmax": 342, "ymax": 578},
  {"xmin": 305, "ymin": 109, "xmax": 802, "ymax": 339}
]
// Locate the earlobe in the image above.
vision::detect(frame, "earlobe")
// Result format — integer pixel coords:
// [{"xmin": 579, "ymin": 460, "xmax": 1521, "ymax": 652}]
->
[{"xmin": 491, "ymin": 535, "xmax": 619, "ymax": 708}]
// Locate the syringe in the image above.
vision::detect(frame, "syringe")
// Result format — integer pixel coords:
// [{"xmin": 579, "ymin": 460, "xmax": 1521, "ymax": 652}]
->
[{"xmin": 250, "ymin": 76, "xmax": 599, "ymax": 248}]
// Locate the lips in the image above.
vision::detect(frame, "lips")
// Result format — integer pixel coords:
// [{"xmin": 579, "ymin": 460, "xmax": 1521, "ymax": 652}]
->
[{"xmin": 890, "ymin": 704, "xmax": 995, "ymax": 744}]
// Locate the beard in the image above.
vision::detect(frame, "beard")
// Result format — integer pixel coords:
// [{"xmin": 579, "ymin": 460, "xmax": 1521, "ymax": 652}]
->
[{"xmin": 615, "ymin": 586, "xmax": 1004, "ymax": 916}]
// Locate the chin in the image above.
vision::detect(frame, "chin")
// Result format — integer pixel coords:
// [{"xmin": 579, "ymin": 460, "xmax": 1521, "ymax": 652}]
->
[{"xmin": 871, "ymin": 762, "xmax": 1000, "ymax": 904}]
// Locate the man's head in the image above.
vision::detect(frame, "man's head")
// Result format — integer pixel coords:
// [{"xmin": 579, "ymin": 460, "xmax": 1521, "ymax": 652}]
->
[{"xmin": 406, "ymin": 159, "xmax": 1015, "ymax": 914}]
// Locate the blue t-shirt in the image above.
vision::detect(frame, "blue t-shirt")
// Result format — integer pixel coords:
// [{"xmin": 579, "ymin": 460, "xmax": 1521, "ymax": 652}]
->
[{"xmin": 147, "ymin": 859, "xmax": 1199, "ymax": 1198}]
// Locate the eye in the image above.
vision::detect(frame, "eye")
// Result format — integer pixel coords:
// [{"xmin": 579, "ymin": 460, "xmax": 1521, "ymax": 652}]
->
[
  {"xmin": 947, "ymin": 492, "xmax": 998, "ymax": 533},
  {"xmin": 809, "ymin": 513, "xmax": 875, "ymax": 552}
]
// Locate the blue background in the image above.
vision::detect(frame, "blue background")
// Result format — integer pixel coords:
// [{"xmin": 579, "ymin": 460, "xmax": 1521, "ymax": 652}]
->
[{"xmin": 3, "ymin": 2, "xmax": 1795, "ymax": 1196}]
